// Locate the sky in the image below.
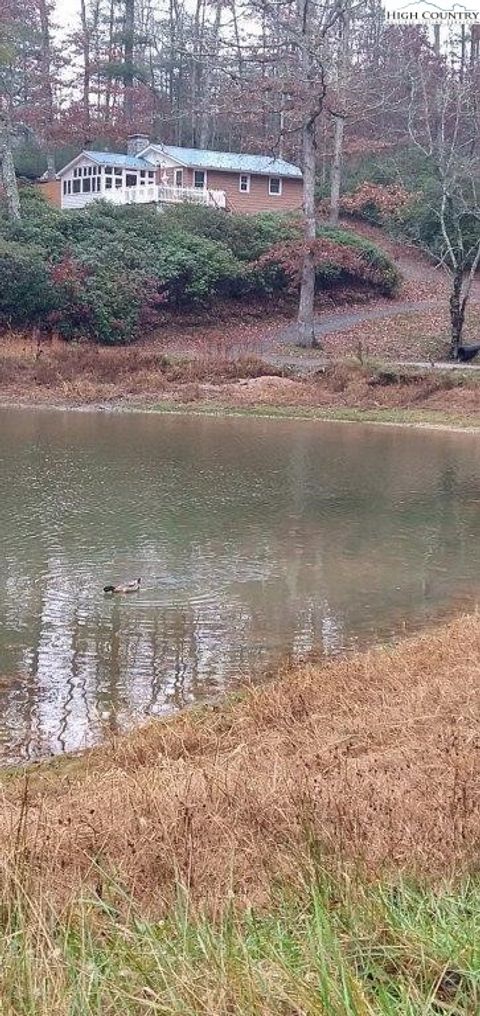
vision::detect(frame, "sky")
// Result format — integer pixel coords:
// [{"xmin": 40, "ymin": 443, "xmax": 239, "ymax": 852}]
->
[{"xmin": 55, "ymin": 0, "xmax": 79, "ymax": 29}]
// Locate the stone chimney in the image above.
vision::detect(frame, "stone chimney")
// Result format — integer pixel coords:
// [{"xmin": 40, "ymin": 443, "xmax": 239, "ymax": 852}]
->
[{"xmin": 126, "ymin": 134, "xmax": 150, "ymax": 157}]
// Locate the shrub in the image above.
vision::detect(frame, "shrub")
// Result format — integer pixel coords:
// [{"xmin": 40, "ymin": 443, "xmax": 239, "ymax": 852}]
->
[
  {"xmin": 340, "ymin": 182, "xmax": 415, "ymax": 225},
  {"xmin": 255, "ymin": 229, "xmax": 399, "ymax": 297},
  {"xmin": 160, "ymin": 205, "xmax": 301, "ymax": 261},
  {"xmin": 0, "ymin": 190, "xmax": 399, "ymax": 344},
  {"xmin": 0, "ymin": 240, "xmax": 58, "ymax": 325}
]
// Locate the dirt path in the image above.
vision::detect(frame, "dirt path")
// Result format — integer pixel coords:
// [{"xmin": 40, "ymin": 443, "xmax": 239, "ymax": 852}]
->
[
  {"xmin": 262, "ymin": 222, "xmax": 480, "ymax": 370},
  {"xmin": 276, "ymin": 298, "xmax": 437, "ymax": 352}
]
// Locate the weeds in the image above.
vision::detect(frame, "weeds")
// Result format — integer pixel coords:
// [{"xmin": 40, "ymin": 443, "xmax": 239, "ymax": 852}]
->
[
  {"xmin": 0, "ymin": 860, "xmax": 479, "ymax": 1014},
  {"xmin": 0, "ymin": 334, "xmax": 283, "ymax": 401},
  {"xmin": 2, "ymin": 615, "xmax": 480, "ymax": 914},
  {"xmin": 2, "ymin": 617, "xmax": 480, "ymax": 1011}
]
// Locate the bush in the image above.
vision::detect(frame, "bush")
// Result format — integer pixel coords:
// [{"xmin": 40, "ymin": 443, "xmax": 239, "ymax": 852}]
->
[
  {"xmin": 0, "ymin": 190, "xmax": 399, "ymax": 343},
  {"xmin": 160, "ymin": 205, "xmax": 301, "ymax": 261},
  {"xmin": 255, "ymin": 227, "xmax": 399, "ymax": 297},
  {"xmin": 0, "ymin": 240, "xmax": 58, "ymax": 325},
  {"xmin": 340, "ymin": 182, "xmax": 415, "ymax": 225}
]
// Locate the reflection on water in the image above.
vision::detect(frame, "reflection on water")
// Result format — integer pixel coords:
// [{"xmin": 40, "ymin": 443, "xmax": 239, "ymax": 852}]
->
[{"xmin": 1, "ymin": 407, "xmax": 480, "ymax": 763}]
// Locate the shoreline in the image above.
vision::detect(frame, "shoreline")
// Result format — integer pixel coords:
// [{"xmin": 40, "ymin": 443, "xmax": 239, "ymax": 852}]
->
[
  {"xmin": 2, "ymin": 611, "xmax": 480, "ymax": 902},
  {"xmin": 3, "ymin": 392, "xmax": 480, "ymax": 434}
]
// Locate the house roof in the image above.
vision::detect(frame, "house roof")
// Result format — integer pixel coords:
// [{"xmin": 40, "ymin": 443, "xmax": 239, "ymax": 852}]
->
[
  {"xmin": 57, "ymin": 145, "xmax": 302, "ymax": 180},
  {"xmin": 84, "ymin": 151, "xmax": 152, "ymax": 169},
  {"xmin": 143, "ymin": 144, "xmax": 302, "ymax": 178},
  {"xmin": 57, "ymin": 150, "xmax": 152, "ymax": 176}
]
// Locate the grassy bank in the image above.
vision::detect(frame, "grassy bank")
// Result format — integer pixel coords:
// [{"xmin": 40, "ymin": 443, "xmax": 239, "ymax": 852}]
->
[
  {"xmin": 4, "ymin": 334, "xmax": 480, "ymax": 430},
  {"xmin": 3, "ymin": 862, "xmax": 479, "ymax": 1013},
  {"xmin": 2, "ymin": 615, "xmax": 480, "ymax": 1011}
]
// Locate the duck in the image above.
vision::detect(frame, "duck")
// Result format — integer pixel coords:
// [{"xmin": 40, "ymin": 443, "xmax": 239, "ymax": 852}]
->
[{"xmin": 103, "ymin": 578, "xmax": 141, "ymax": 594}]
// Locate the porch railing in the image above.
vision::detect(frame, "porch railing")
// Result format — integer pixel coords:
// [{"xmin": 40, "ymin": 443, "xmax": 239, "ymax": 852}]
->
[{"xmin": 156, "ymin": 185, "xmax": 226, "ymax": 208}]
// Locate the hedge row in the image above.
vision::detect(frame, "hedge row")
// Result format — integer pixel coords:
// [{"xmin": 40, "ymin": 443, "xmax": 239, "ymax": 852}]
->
[{"xmin": 0, "ymin": 190, "xmax": 399, "ymax": 344}]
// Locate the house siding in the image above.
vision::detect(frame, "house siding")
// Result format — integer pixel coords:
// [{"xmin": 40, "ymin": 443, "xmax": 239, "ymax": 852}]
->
[
  {"xmin": 35, "ymin": 180, "xmax": 62, "ymax": 207},
  {"xmin": 52, "ymin": 148, "xmax": 303, "ymax": 213},
  {"xmin": 147, "ymin": 156, "xmax": 302, "ymax": 213},
  {"xmin": 185, "ymin": 168, "xmax": 303, "ymax": 213}
]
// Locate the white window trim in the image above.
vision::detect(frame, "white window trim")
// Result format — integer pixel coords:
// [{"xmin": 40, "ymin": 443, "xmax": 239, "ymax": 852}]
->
[
  {"xmin": 239, "ymin": 173, "xmax": 250, "ymax": 193},
  {"xmin": 193, "ymin": 169, "xmax": 207, "ymax": 189},
  {"xmin": 269, "ymin": 176, "xmax": 282, "ymax": 196},
  {"xmin": 174, "ymin": 168, "xmax": 184, "ymax": 187}
]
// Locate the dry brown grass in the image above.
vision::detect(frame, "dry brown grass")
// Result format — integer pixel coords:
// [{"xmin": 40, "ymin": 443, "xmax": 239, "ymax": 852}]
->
[
  {"xmin": 0, "ymin": 333, "xmax": 282, "ymax": 404},
  {"xmin": 5, "ymin": 331, "xmax": 480, "ymax": 419},
  {"xmin": 2, "ymin": 614, "xmax": 480, "ymax": 916}
]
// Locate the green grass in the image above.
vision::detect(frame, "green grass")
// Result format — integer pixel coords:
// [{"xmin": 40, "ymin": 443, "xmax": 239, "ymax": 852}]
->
[
  {"xmin": 125, "ymin": 399, "xmax": 480, "ymax": 432},
  {"xmin": 2, "ymin": 865, "xmax": 480, "ymax": 1014}
]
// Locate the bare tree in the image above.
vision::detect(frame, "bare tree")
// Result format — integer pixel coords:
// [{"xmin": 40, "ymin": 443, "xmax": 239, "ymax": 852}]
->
[
  {"xmin": 407, "ymin": 64, "xmax": 480, "ymax": 358},
  {"xmin": 294, "ymin": 0, "xmax": 348, "ymax": 345}
]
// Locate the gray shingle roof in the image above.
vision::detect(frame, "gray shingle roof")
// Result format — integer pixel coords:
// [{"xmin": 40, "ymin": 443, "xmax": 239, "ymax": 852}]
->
[
  {"xmin": 58, "ymin": 146, "xmax": 302, "ymax": 179},
  {"xmin": 84, "ymin": 151, "xmax": 152, "ymax": 170},
  {"xmin": 147, "ymin": 144, "xmax": 302, "ymax": 178}
]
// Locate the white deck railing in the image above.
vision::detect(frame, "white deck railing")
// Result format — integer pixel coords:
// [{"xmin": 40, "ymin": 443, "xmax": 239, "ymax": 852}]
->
[
  {"xmin": 108, "ymin": 183, "xmax": 227, "ymax": 209},
  {"xmin": 156, "ymin": 185, "xmax": 226, "ymax": 208}
]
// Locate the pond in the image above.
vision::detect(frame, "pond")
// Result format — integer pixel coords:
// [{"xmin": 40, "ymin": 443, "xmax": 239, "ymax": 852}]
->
[{"xmin": 1, "ymin": 406, "xmax": 480, "ymax": 763}]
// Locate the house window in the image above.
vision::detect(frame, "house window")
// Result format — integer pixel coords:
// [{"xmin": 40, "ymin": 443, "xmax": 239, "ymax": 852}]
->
[
  {"xmin": 269, "ymin": 176, "xmax": 282, "ymax": 196},
  {"xmin": 125, "ymin": 173, "xmax": 137, "ymax": 187},
  {"xmin": 193, "ymin": 170, "xmax": 206, "ymax": 189},
  {"xmin": 63, "ymin": 180, "xmax": 67, "ymax": 195},
  {"xmin": 239, "ymin": 173, "xmax": 250, "ymax": 193},
  {"xmin": 105, "ymin": 165, "xmax": 113, "ymax": 175},
  {"xmin": 174, "ymin": 169, "xmax": 183, "ymax": 187},
  {"xmin": 140, "ymin": 170, "xmax": 146, "ymax": 184},
  {"xmin": 115, "ymin": 175, "xmax": 123, "ymax": 189},
  {"xmin": 148, "ymin": 170, "xmax": 154, "ymax": 181},
  {"xmin": 105, "ymin": 176, "xmax": 112, "ymax": 190},
  {"xmin": 82, "ymin": 177, "xmax": 91, "ymax": 192},
  {"xmin": 72, "ymin": 179, "xmax": 81, "ymax": 193},
  {"xmin": 95, "ymin": 177, "xmax": 101, "ymax": 192}
]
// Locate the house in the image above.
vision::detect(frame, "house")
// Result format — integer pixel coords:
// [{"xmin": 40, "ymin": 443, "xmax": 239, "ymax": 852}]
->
[{"xmin": 56, "ymin": 135, "xmax": 303, "ymax": 213}]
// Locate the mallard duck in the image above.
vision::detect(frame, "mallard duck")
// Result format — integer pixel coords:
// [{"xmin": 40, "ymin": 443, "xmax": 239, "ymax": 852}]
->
[{"xmin": 103, "ymin": 578, "xmax": 141, "ymax": 594}]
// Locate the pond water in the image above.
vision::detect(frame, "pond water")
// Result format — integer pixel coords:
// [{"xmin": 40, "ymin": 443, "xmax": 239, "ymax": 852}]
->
[{"xmin": 1, "ymin": 407, "xmax": 480, "ymax": 763}]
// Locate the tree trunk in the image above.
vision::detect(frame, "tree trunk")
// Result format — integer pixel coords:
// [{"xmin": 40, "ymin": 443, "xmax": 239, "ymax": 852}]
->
[
  {"xmin": 329, "ymin": 10, "xmax": 348, "ymax": 226},
  {"xmin": 459, "ymin": 24, "xmax": 466, "ymax": 82},
  {"xmin": 449, "ymin": 269, "xmax": 465, "ymax": 358},
  {"xmin": 80, "ymin": 0, "xmax": 91, "ymax": 144},
  {"xmin": 471, "ymin": 24, "xmax": 480, "ymax": 68},
  {"xmin": 433, "ymin": 24, "xmax": 440, "ymax": 57},
  {"xmin": 297, "ymin": 114, "xmax": 318, "ymax": 348},
  {"xmin": 295, "ymin": 0, "xmax": 321, "ymax": 349},
  {"xmin": 199, "ymin": 0, "xmax": 222, "ymax": 150},
  {"xmin": 0, "ymin": 118, "xmax": 21, "ymax": 221},
  {"xmin": 329, "ymin": 113, "xmax": 344, "ymax": 225},
  {"xmin": 37, "ymin": 0, "xmax": 56, "ymax": 179},
  {"xmin": 124, "ymin": 0, "xmax": 135, "ymax": 124}
]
